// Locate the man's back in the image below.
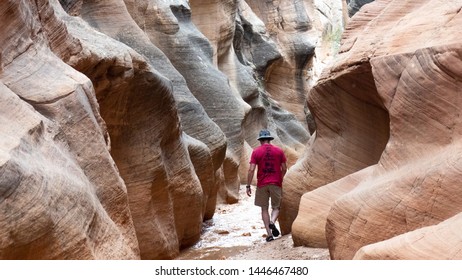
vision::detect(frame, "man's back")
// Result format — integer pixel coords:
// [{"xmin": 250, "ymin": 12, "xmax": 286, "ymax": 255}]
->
[{"xmin": 250, "ymin": 143, "xmax": 287, "ymax": 187}]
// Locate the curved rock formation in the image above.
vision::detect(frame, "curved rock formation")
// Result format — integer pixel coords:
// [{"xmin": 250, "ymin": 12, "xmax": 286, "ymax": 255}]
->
[
  {"xmin": 2, "ymin": 0, "xmax": 332, "ymax": 259},
  {"xmin": 354, "ymin": 213, "xmax": 462, "ymax": 260},
  {"xmin": 290, "ymin": 0, "xmax": 462, "ymax": 260},
  {"xmin": 280, "ymin": 55, "xmax": 390, "ymax": 233},
  {"xmin": 136, "ymin": 0, "xmax": 246, "ymax": 203},
  {"xmin": 67, "ymin": 0, "xmax": 222, "ymax": 258},
  {"xmin": 0, "ymin": 0, "xmax": 139, "ymax": 259},
  {"xmin": 292, "ymin": 166, "xmax": 373, "ymax": 248},
  {"xmin": 233, "ymin": 0, "xmax": 345, "ymax": 233}
]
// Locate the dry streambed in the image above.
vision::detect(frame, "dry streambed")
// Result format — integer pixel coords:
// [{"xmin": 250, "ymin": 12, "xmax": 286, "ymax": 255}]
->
[{"xmin": 176, "ymin": 187, "xmax": 329, "ymax": 260}]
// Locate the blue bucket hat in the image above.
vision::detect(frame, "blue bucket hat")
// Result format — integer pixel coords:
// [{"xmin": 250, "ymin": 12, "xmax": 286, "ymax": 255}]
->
[{"xmin": 257, "ymin": 129, "xmax": 274, "ymax": 140}]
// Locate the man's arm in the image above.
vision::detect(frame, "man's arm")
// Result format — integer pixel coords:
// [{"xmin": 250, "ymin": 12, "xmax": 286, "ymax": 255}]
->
[
  {"xmin": 247, "ymin": 163, "xmax": 256, "ymax": 185},
  {"xmin": 246, "ymin": 163, "xmax": 256, "ymax": 196}
]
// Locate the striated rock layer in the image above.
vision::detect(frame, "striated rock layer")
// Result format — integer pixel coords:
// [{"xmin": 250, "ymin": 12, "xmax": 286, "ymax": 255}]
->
[
  {"xmin": 290, "ymin": 0, "xmax": 462, "ymax": 260},
  {"xmin": 0, "ymin": 0, "xmax": 140, "ymax": 259},
  {"xmin": 1, "ymin": 0, "xmax": 342, "ymax": 259}
]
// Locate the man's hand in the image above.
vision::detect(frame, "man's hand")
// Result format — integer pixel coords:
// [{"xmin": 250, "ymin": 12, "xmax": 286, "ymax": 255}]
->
[{"xmin": 246, "ymin": 185, "xmax": 252, "ymax": 197}]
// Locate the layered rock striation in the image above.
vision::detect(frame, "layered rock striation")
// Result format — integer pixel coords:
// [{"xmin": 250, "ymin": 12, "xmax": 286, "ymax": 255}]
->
[
  {"xmin": 0, "ymin": 0, "xmax": 140, "ymax": 259},
  {"xmin": 0, "ymin": 0, "xmax": 342, "ymax": 259},
  {"xmin": 289, "ymin": 0, "xmax": 462, "ymax": 259}
]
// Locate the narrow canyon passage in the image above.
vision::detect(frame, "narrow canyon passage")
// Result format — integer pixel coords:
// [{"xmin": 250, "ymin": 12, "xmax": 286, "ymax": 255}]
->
[
  {"xmin": 175, "ymin": 186, "xmax": 267, "ymax": 260},
  {"xmin": 176, "ymin": 186, "xmax": 330, "ymax": 260}
]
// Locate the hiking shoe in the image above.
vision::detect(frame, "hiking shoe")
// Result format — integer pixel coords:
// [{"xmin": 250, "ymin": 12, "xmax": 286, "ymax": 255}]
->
[
  {"xmin": 266, "ymin": 235, "xmax": 274, "ymax": 242},
  {"xmin": 269, "ymin": 223, "xmax": 280, "ymax": 237}
]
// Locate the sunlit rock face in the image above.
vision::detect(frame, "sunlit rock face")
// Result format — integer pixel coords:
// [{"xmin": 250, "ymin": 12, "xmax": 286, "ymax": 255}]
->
[
  {"xmin": 290, "ymin": 0, "xmax": 462, "ymax": 260},
  {"xmin": 1, "ymin": 0, "xmax": 334, "ymax": 259}
]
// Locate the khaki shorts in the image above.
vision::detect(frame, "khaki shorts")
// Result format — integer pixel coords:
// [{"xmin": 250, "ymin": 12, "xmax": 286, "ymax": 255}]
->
[{"xmin": 255, "ymin": 185, "xmax": 282, "ymax": 208}]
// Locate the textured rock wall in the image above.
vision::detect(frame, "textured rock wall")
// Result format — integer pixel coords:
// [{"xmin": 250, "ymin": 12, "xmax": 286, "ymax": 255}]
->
[
  {"xmin": 234, "ymin": 0, "xmax": 344, "ymax": 185},
  {"xmin": 71, "ymin": 0, "xmax": 221, "ymax": 258},
  {"xmin": 290, "ymin": 0, "xmax": 462, "ymax": 260},
  {"xmin": 0, "ymin": 0, "xmax": 342, "ymax": 259},
  {"xmin": 0, "ymin": 0, "xmax": 140, "ymax": 259}
]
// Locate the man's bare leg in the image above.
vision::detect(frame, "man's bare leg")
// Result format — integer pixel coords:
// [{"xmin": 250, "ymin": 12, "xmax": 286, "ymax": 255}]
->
[
  {"xmin": 271, "ymin": 207, "xmax": 280, "ymax": 224},
  {"xmin": 261, "ymin": 206, "xmax": 272, "ymax": 237},
  {"xmin": 269, "ymin": 207, "xmax": 280, "ymax": 237}
]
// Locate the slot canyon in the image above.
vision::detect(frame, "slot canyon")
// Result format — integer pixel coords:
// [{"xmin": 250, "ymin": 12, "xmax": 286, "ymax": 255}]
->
[{"xmin": 1, "ymin": 0, "xmax": 462, "ymax": 260}]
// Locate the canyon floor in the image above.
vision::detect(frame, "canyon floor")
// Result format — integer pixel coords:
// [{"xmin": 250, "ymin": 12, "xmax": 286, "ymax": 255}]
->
[{"xmin": 176, "ymin": 186, "xmax": 330, "ymax": 260}]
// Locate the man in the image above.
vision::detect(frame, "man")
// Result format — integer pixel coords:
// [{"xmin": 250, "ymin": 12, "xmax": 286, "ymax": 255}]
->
[{"xmin": 246, "ymin": 129, "xmax": 287, "ymax": 242}]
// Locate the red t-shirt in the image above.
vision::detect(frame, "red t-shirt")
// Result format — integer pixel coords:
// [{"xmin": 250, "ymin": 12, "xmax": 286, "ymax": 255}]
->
[{"xmin": 250, "ymin": 143, "xmax": 287, "ymax": 188}]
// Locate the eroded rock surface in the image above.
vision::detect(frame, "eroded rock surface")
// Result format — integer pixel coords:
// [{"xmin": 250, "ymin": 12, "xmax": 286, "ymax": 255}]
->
[
  {"xmin": 1, "ymin": 0, "xmax": 340, "ymax": 259},
  {"xmin": 290, "ymin": 0, "xmax": 462, "ymax": 260},
  {"xmin": 0, "ymin": 0, "xmax": 139, "ymax": 259}
]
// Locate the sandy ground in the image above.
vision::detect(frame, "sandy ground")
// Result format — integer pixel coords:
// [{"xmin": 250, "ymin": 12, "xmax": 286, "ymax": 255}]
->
[
  {"xmin": 228, "ymin": 234, "xmax": 329, "ymax": 260},
  {"xmin": 228, "ymin": 234, "xmax": 330, "ymax": 260},
  {"xmin": 176, "ymin": 186, "xmax": 330, "ymax": 260},
  {"xmin": 177, "ymin": 232, "xmax": 330, "ymax": 260}
]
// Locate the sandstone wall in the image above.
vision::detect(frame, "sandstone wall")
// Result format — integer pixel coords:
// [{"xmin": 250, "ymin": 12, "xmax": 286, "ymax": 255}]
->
[
  {"xmin": 290, "ymin": 0, "xmax": 462, "ymax": 259},
  {"xmin": 0, "ymin": 0, "xmax": 341, "ymax": 259},
  {"xmin": 0, "ymin": 0, "xmax": 140, "ymax": 259}
]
